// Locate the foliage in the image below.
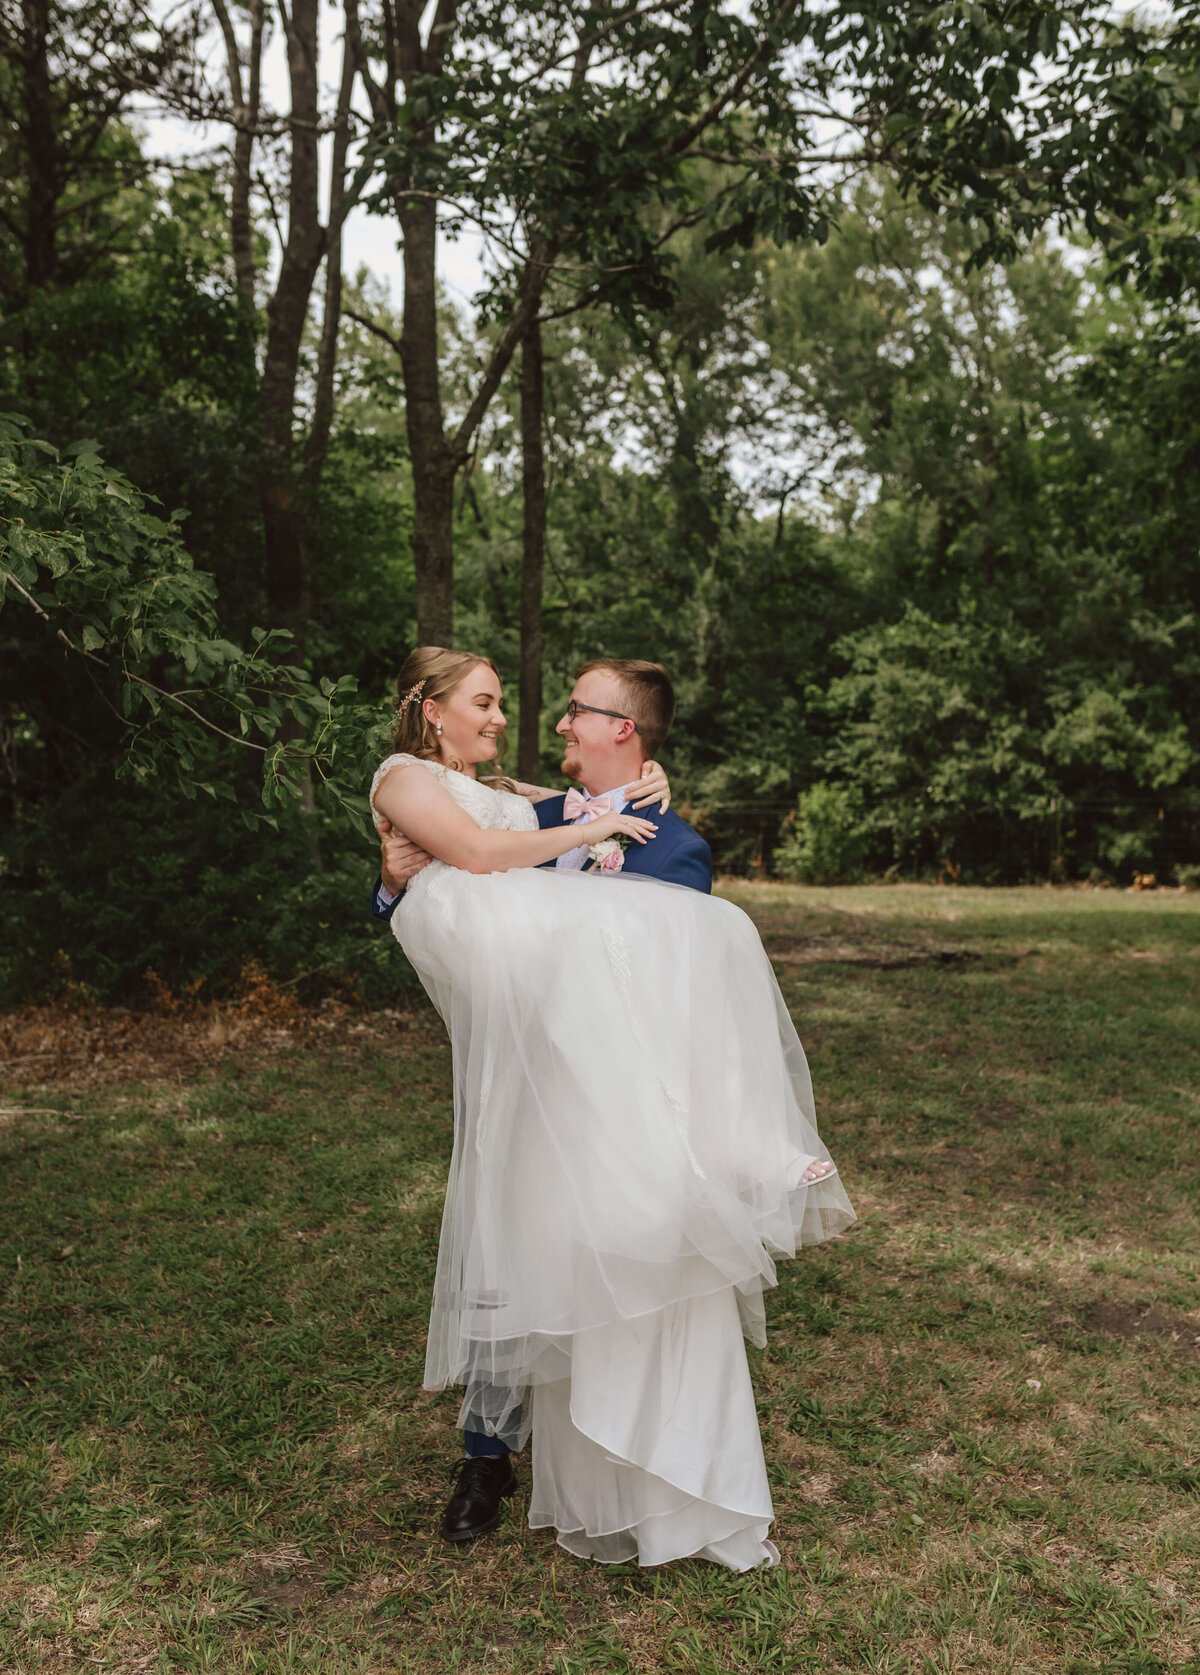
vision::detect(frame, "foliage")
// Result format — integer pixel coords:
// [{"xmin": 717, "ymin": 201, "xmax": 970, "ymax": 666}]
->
[
  {"xmin": 0, "ymin": 416, "xmax": 384, "ymax": 823},
  {"xmin": 371, "ymin": 0, "xmax": 1200, "ymax": 305},
  {"xmin": 836, "ymin": 2, "xmax": 1200, "ymax": 284},
  {"xmin": 3, "ymin": 11, "xmax": 1200, "ymax": 1002},
  {"xmin": 0, "ymin": 418, "xmax": 403, "ymax": 1007},
  {"xmin": 750, "ymin": 180, "xmax": 1200, "ymax": 882},
  {"xmin": 0, "ymin": 762, "xmax": 417, "ymax": 1009},
  {"xmin": 773, "ymin": 782, "xmax": 868, "ymax": 885}
]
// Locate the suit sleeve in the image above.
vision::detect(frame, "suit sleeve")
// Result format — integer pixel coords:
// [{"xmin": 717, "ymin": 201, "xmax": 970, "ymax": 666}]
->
[
  {"xmin": 662, "ymin": 830, "xmax": 714, "ymax": 894},
  {"xmin": 370, "ymin": 875, "xmax": 402, "ymax": 920}
]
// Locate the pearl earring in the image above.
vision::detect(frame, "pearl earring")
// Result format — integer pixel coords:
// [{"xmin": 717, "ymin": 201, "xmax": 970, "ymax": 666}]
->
[{"xmin": 436, "ymin": 721, "xmax": 443, "ymax": 735}]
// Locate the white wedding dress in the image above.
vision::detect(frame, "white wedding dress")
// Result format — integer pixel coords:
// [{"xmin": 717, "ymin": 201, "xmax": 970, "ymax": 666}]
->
[{"xmin": 371, "ymin": 754, "xmax": 855, "ymax": 1571}]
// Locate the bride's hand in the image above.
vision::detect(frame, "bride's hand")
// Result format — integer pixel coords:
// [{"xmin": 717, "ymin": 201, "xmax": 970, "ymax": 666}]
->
[
  {"xmin": 582, "ymin": 810, "xmax": 659, "ymax": 846},
  {"xmin": 626, "ymin": 759, "xmax": 671, "ymax": 812}
]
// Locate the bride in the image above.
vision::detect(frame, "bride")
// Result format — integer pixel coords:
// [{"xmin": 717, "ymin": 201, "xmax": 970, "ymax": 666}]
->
[{"xmin": 371, "ymin": 645, "xmax": 855, "ymax": 1572}]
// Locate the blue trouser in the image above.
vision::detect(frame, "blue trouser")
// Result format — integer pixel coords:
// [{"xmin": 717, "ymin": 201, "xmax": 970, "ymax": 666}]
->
[
  {"xmin": 461, "ymin": 1299, "xmax": 524, "ymax": 1456},
  {"xmin": 462, "ymin": 1376, "xmax": 523, "ymax": 1458},
  {"xmin": 464, "ymin": 1410, "xmax": 521, "ymax": 1458}
]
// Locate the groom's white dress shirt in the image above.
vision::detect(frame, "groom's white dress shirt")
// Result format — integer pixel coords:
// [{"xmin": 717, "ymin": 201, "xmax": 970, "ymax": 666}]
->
[
  {"xmin": 375, "ymin": 783, "xmax": 629, "ymax": 907},
  {"xmin": 556, "ymin": 785, "xmax": 629, "ymax": 871}
]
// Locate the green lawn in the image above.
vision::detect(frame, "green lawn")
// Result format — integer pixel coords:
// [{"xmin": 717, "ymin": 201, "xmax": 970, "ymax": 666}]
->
[{"xmin": 2, "ymin": 885, "xmax": 1199, "ymax": 1674}]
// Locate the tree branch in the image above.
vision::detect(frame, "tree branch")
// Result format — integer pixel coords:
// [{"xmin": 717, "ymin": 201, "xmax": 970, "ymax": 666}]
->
[
  {"xmin": 343, "ymin": 0, "xmax": 392, "ymax": 124},
  {"xmin": 449, "ymin": 242, "xmax": 555, "ymax": 459},
  {"xmin": 664, "ymin": 0, "xmax": 799, "ymax": 161},
  {"xmin": 344, "ymin": 308, "xmax": 404, "ymax": 357},
  {"xmin": 514, "ymin": 1, "xmax": 686, "ymax": 88},
  {"xmin": 0, "ymin": 568, "xmax": 270, "ymax": 754}
]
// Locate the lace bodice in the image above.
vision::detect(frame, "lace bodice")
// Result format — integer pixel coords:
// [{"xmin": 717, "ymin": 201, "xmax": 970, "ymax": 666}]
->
[{"xmin": 370, "ymin": 752, "xmax": 539, "ymax": 836}]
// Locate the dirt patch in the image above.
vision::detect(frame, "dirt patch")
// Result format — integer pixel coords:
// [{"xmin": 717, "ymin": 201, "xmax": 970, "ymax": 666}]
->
[
  {"xmin": 935, "ymin": 1145, "xmax": 983, "ymax": 1169},
  {"xmin": 761, "ymin": 933, "xmax": 1009, "ymax": 972},
  {"xmin": 1083, "ymin": 1302, "xmax": 1200, "ymax": 1347},
  {"xmin": 910, "ymin": 1442, "xmax": 958, "ymax": 1479},
  {"xmin": 236, "ymin": 1545, "xmax": 329, "ymax": 1616},
  {"xmin": 0, "ymin": 990, "xmax": 446, "ymax": 1094},
  {"xmin": 973, "ymin": 1097, "xmax": 1021, "ymax": 1129}
]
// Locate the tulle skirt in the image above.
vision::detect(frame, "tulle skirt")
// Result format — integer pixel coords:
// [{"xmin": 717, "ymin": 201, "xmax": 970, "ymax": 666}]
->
[{"xmin": 391, "ymin": 862, "xmax": 855, "ymax": 1568}]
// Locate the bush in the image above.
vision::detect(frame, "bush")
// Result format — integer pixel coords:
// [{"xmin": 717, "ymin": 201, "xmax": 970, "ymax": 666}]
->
[
  {"xmin": 772, "ymin": 782, "xmax": 868, "ymax": 884},
  {"xmin": 0, "ymin": 764, "xmax": 420, "ymax": 1009}
]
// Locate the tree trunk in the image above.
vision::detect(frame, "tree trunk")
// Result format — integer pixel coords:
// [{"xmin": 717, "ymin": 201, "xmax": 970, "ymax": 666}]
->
[
  {"xmin": 258, "ymin": 0, "xmax": 324, "ymax": 634},
  {"xmin": 303, "ymin": 29, "xmax": 355, "ymax": 487},
  {"xmin": 409, "ymin": 455, "xmax": 458, "ymax": 646},
  {"xmin": 518, "ymin": 319, "xmax": 546, "ymax": 782},
  {"xmin": 347, "ymin": 0, "xmax": 568, "ymax": 649},
  {"xmin": 21, "ymin": 0, "xmax": 57, "ymax": 291},
  {"xmin": 978, "ymin": 407, "xmax": 998, "ymax": 589},
  {"xmin": 397, "ymin": 194, "xmax": 458, "ymax": 644},
  {"xmin": 211, "ymin": 0, "xmax": 262, "ymax": 314},
  {"xmin": 258, "ymin": 0, "xmax": 324, "ymax": 869},
  {"xmin": 670, "ymin": 412, "xmax": 719, "ymax": 562}
]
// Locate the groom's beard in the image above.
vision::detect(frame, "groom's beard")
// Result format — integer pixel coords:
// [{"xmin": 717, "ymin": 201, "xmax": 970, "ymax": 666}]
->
[{"xmin": 560, "ymin": 743, "xmax": 584, "ymax": 782}]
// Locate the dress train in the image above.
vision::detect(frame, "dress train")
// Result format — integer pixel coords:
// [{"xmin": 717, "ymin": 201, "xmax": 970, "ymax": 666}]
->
[{"xmin": 529, "ymin": 1287, "xmax": 778, "ymax": 1570}]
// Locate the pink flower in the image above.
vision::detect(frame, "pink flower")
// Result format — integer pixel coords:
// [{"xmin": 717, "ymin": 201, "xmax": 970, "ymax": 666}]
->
[{"xmin": 587, "ymin": 836, "xmax": 627, "ymax": 873}]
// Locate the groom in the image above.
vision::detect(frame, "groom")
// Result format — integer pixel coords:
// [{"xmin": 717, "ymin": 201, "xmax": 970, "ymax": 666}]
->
[
  {"xmin": 370, "ymin": 657, "xmax": 713, "ymax": 1540},
  {"xmin": 371, "ymin": 656, "xmax": 712, "ymax": 907}
]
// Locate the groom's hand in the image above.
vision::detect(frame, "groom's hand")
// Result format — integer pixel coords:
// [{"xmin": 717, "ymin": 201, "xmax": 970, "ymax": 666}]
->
[{"xmin": 379, "ymin": 819, "xmax": 433, "ymax": 893}]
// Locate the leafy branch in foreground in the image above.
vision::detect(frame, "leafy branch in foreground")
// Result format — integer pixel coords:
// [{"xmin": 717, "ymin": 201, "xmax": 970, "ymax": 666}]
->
[{"xmin": 0, "ymin": 416, "xmax": 387, "ymax": 834}]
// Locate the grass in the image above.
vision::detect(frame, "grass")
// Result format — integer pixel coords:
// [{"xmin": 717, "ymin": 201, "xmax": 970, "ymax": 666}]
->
[{"xmin": 2, "ymin": 883, "xmax": 1199, "ymax": 1674}]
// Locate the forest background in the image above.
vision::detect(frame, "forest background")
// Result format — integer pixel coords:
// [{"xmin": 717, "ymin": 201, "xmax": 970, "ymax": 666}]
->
[{"xmin": 2, "ymin": 0, "xmax": 1199, "ymax": 1007}]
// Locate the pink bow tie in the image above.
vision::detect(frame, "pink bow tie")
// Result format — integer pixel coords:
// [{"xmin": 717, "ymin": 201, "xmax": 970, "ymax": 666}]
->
[{"xmin": 563, "ymin": 789, "xmax": 612, "ymax": 822}]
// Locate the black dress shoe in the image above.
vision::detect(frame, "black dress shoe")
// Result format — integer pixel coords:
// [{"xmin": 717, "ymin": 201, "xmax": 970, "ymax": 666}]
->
[{"xmin": 441, "ymin": 1455, "xmax": 518, "ymax": 1543}]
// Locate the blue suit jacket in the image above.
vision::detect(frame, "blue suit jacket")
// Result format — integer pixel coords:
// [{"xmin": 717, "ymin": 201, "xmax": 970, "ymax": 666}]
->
[
  {"xmin": 370, "ymin": 794, "xmax": 712, "ymax": 918},
  {"xmin": 533, "ymin": 796, "xmax": 713, "ymax": 893}
]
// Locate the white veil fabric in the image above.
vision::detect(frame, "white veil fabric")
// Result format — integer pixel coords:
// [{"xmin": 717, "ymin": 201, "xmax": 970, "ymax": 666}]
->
[{"xmin": 371, "ymin": 755, "xmax": 855, "ymax": 1570}]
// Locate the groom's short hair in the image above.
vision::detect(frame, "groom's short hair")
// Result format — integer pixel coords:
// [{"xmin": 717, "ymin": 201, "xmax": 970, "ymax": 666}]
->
[{"xmin": 577, "ymin": 659, "xmax": 675, "ymax": 754}]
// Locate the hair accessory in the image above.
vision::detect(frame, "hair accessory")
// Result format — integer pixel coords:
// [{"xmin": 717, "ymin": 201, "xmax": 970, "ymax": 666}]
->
[{"xmin": 397, "ymin": 676, "xmax": 427, "ymax": 717}]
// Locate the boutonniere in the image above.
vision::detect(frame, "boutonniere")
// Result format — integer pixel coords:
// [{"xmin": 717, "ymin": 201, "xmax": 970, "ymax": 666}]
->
[{"xmin": 587, "ymin": 834, "xmax": 629, "ymax": 873}]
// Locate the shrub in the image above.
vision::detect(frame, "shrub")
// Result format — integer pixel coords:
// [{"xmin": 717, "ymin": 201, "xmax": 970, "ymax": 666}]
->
[
  {"xmin": 772, "ymin": 781, "xmax": 868, "ymax": 884},
  {"xmin": 0, "ymin": 764, "xmax": 420, "ymax": 1009}
]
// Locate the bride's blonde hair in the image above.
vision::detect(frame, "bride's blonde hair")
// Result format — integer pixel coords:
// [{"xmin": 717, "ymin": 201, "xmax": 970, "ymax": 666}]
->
[{"xmin": 391, "ymin": 645, "xmax": 513, "ymax": 783}]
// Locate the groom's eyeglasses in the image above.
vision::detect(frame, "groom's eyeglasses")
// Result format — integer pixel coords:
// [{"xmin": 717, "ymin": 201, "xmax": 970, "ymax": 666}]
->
[{"xmin": 565, "ymin": 700, "xmax": 641, "ymax": 733}]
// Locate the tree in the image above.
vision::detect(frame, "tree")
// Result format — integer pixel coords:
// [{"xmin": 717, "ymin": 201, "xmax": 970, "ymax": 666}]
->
[
  {"xmin": 205, "ymin": 0, "xmax": 368, "ymax": 639},
  {"xmin": 0, "ymin": 416, "xmax": 373, "ymax": 812},
  {"xmin": 0, "ymin": 0, "xmax": 198, "ymax": 303},
  {"xmin": 345, "ymin": 0, "xmax": 840, "ymax": 643},
  {"xmin": 344, "ymin": 0, "xmax": 1200, "ymax": 650},
  {"xmin": 757, "ymin": 182, "xmax": 1200, "ymax": 879},
  {"xmin": 518, "ymin": 320, "xmax": 546, "ymax": 780}
]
